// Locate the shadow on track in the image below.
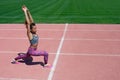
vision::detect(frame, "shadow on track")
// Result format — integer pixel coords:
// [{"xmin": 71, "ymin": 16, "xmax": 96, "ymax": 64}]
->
[{"xmin": 17, "ymin": 53, "xmax": 44, "ymax": 67}]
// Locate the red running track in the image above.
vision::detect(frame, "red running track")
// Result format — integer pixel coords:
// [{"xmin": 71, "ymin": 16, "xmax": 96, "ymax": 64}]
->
[{"xmin": 0, "ymin": 24, "xmax": 120, "ymax": 80}]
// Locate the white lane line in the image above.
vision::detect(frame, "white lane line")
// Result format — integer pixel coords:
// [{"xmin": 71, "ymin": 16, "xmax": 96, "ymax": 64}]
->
[
  {"xmin": 0, "ymin": 77, "xmax": 37, "ymax": 80},
  {"xmin": 0, "ymin": 29, "xmax": 64, "ymax": 31},
  {"xmin": 47, "ymin": 23, "xmax": 68, "ymax": 80},
  {"xmin": 0, "ymin": 51, "xmax": 120, "ymax": 57},
  {"xmin": 1, "ymin": 37, "xmax": 120, "ymax": 41},
  {"xmin": 0, "ymin": 37, "xmax": 54, "ymax": 40},
  {"xmin": 65, "ymin": 38, "xmax": 120, "ymax": 41},
  {"xmin": 61, "ymin": 53, "xmax": 120, "ymax": 57}
]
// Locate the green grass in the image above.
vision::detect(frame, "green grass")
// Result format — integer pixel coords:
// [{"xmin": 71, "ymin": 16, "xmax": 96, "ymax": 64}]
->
[{"xmin": 0, "ymin": 0, "xmax": 120, "ymax": 23}]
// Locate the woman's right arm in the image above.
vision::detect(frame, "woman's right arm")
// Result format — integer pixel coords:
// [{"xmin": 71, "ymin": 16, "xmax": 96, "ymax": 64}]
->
[
  {"xmin": 22, "ymin": 6, "xmax": 32, "ymax": 40},
  {"xmin": 27, "ymin": 10, "xmax": 34, "ymax": 24},
  {"xmin": 22, "ymin": 6, "xmax": 31, "ymax": 25},
  {"xmin": 25, "ymin": 24, "xmax": 32, "ymax": 40}
]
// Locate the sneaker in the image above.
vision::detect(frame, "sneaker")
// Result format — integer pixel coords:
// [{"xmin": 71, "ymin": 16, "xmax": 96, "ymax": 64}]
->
[
  {"xmin": 11, "ymin": 59, "xmax": 19, "ymax": 64},
  {"xmin": 44, "ymin": 64, "xmax": 52, "ymax": 68}
]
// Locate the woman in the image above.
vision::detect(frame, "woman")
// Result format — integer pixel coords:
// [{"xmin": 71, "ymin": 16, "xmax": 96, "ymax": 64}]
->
[{"xmin": 11, "ymin": 6, "xmax": 50, "ymax": 67}]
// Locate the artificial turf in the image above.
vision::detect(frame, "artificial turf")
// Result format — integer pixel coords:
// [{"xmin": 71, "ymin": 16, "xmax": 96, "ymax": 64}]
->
[{"xmin": 0, "ymin": 0, "xmax": 120, "ymax": 23}]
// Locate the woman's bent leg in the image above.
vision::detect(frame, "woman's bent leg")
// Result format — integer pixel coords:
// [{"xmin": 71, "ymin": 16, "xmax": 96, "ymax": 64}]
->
[{"xmin": 28, "ymin": 48, "xmax": 49, "ymax": 64}]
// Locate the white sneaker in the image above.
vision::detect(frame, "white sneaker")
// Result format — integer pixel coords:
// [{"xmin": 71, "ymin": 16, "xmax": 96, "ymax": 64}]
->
[
  {"xmin": 44, "ymin": 64, "xmax": 52, "ymax": 68},
  {"xmin": 11, "ymin": 59, "xmax": 18, "ymax": 64}
]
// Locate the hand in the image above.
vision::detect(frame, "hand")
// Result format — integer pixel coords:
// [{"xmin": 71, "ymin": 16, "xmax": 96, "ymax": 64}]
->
[{"xmin": 22, "ymin": 5, "xmax": 28, "ymax": 12}]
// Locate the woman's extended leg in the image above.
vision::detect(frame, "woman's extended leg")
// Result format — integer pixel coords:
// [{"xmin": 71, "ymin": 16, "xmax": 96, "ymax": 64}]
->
[
  {"xmin": 14, "ymin": 53, "xmax": 30, "ymax": 61},
  {"xmin": 11, "ymin": 53, "xmax": 30, "ymax": 64}
]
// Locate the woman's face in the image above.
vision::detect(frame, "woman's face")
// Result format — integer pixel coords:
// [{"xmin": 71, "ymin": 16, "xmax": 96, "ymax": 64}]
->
[{"xmin": 31, "ymin": 26, "xmax": 37, "ymax": 34}]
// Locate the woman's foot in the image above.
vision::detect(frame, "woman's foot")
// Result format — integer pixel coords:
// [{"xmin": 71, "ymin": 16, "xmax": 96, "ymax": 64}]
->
[
  {"xmin": 44, "ymin": 64, "xmax": 52, "ymax": 68},
  {"xmin": 11, "ymin": 59, "xmax": 19, "ymax": 64}
]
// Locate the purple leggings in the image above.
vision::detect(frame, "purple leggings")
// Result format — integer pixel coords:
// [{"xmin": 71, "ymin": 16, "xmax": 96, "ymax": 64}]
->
[{"xmin": 15, "ymin": 47, "xmax": 48, "ymax": 64}]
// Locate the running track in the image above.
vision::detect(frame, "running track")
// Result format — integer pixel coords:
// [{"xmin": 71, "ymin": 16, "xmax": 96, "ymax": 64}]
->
[{"xmin": 0, "ymin": 24, "xmax": 120, "ymax": 80}]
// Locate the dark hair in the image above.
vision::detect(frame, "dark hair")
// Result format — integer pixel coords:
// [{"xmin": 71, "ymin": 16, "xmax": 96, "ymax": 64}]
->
[{"xmin": 30, "ymin": 23, "xmax": 36, "ymax": 30}]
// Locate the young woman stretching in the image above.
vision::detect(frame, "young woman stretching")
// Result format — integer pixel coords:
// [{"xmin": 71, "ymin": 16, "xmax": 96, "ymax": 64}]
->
[{"xmin": 11, "ymin": 5, "xmax": 50, "ymax": 67}]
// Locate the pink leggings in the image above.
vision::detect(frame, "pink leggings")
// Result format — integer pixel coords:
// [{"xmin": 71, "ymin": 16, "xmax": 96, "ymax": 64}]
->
[{"xmin": 15, "ymin": 47, "xmax": 48, "ymax": 64}]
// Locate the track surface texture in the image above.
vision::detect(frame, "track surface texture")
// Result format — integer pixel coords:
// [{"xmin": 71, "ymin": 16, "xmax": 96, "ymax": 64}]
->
[{"xmin": 0, "ymin": 24, "xmax": 120, "ymax": 80}]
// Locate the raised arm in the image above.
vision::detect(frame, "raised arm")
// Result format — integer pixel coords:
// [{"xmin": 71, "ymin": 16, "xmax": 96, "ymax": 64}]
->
[
  {"xmin": 22, "ymin": 6, "xmax": 32, "ymax": 40},
  {"xmin": 27, "ymin": 9, "xmax": 34, "ymax": 23},
  {"xmin": 25, "ymin": 23, "xmax": 32, "ymax": 40},
  {"xmin": 22, "ymin": 6, "xmax": 31, "ymax": 25},
  {"xmin": 22, "ymin": 5, "xmax": 34, "ymax": 24}
]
